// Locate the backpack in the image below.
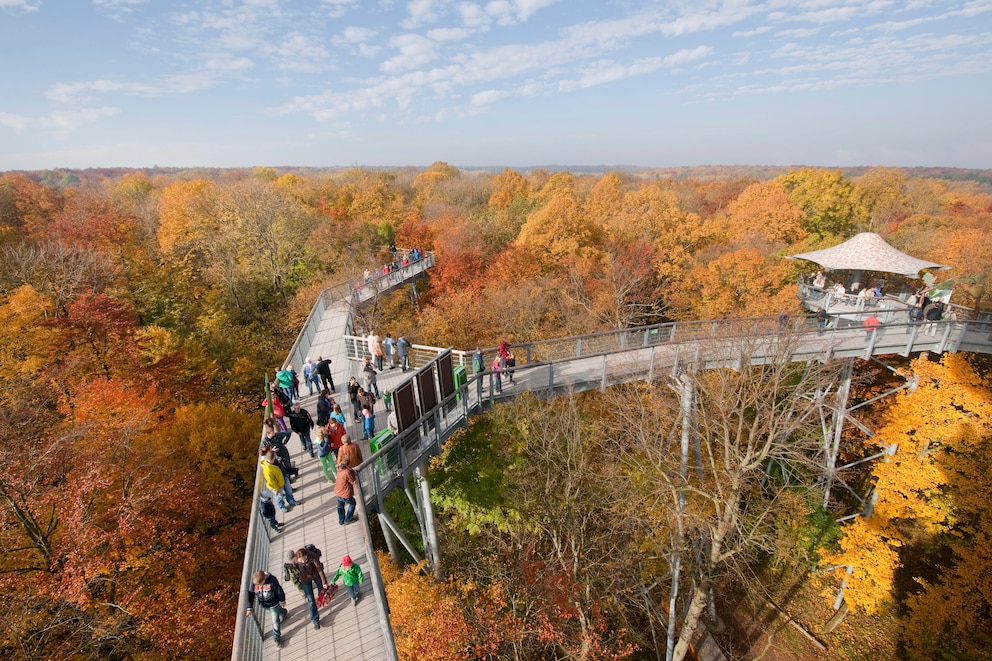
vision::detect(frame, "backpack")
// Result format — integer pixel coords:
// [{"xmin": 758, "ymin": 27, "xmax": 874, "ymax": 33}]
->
[
  {"xmin": 283, "ymin": 562, "xmax": 303, "ymax": 593},
  {"xmin": 305, "ymin": 543, "xmax": 322, "ymax": 560},
  {"xmin": 318, "ymin": 439, "xmax": 332, "ymax": 458}
]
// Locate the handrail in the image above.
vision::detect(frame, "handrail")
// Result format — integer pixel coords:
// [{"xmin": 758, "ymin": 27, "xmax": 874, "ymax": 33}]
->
[
  {"xmin": 230, "ymin": 444, "xmax": 271, "ymax": 661},
  {"xmin": 350, "ymin": 314, "xmax": 992, "ymax": 516}
]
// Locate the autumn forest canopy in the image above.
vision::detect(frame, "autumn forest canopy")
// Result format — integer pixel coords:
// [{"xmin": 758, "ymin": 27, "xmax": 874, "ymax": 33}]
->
[{"xmin": 1, "ymin": 163, "xmax": 991, "ymax": 660}]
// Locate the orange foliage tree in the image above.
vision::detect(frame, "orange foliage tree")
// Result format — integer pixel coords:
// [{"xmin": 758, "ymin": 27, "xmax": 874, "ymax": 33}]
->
[{"xmin": 821, "ymin": 354, "xmax": 992, "ymax": 656}]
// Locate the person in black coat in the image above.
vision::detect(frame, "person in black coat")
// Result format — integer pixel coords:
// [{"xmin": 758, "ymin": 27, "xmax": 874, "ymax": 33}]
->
[
  {"xmin": 315, "ymin": 390, "xmax": 332, "ymax": 427},
  {"xmin": 315, "ymin": 356, "xmax": 335, "ymax": 392},
  {"xmin": 287, "ymin": 403, "xmax": 315, "ymax": 457}
]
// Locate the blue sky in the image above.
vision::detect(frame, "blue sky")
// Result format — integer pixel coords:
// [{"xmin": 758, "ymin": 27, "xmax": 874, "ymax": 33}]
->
[{"xmin": 1, "ymin": 0, "xmax": 991, "ymax": 170}]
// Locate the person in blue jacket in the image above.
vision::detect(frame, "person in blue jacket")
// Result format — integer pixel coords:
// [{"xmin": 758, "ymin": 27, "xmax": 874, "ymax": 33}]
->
[{"xmin": 245, "ymin": 570, "xmax": 287, "ymax": 647}]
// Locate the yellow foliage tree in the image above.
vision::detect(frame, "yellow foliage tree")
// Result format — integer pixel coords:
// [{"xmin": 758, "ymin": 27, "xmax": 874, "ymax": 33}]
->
[
  {"xmin": 487, "ymin": 168, "xmax": 529, "ymax": 208},
  {"xmin": 516, "ymin": 193, "xmax": 602, "ymax": 267},
  {"xmin": 668, "ymin": 247, "xmax": 797, "ymax": 319},
  {"xmin": 822, "ymin": 353, "xmax": 992, "ymax": 644},
  {"xmin": 722, "ymin": 180, "xmax": 807, "ymax": 246}
]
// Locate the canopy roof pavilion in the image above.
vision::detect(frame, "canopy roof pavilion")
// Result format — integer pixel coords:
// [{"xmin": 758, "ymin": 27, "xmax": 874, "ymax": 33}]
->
[{"xmin": 786, "ymin": 232, "xmax": 948, "ymax": 277}]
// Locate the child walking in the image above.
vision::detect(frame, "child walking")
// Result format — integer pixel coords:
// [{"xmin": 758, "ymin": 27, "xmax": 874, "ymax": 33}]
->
[{"xmin": 331, "ymin": 555, "xmax": 365, "ymax": 604}]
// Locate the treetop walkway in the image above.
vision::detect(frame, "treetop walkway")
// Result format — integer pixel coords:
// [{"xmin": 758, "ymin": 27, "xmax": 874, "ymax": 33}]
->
[{"xmin": 233, "ymin": 258, "xmax": 992, "ymax": 660}]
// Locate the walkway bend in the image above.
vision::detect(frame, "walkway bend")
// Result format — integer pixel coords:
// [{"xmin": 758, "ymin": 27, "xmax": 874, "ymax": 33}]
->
[{"xmin": 234, "ymin": 268, "xmax": 992, "ymax": 660}]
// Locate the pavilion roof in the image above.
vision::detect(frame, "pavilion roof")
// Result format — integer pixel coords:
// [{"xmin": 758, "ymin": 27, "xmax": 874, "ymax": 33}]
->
[{"xmin": 786, "ymin": 232, "xmax": 949, "ymax": 277}]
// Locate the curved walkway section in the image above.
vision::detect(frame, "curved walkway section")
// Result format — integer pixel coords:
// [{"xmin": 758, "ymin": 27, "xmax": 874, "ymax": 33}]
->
[{"xmin": 235, "ymin": 270, "xmax": 992, "ymax": 660}]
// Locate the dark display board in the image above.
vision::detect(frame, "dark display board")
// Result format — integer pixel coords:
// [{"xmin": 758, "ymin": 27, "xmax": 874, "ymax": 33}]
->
[
  {"xmin": 438, "ymin": 353, "xmax": 454, "ymax": 399},
  {"xmin": 416, "ymin": 366, "xmax": 438, "ymax": 413},
  {"xmin": 394, "ymin": 380, "xmax": 417, "ymax": 433}
]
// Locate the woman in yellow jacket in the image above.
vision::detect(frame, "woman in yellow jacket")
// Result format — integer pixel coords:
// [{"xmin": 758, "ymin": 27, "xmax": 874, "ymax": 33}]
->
[{"xmin": 260, "ymin": 449, "xmax": 290, "ymax": 512}]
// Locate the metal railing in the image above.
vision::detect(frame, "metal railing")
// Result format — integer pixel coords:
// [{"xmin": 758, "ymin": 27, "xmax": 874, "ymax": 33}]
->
[
  {"xmin": 350, "ymin": 313, "xmax": 992, "ymax": 514},
  {"xmin": 230, "ymin": 445, "xmax": 275, "ymax": 661}
]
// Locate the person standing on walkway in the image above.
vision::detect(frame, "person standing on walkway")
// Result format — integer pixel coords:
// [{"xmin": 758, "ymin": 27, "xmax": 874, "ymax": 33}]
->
[
  {"xmin": 263, "ymin": 384, "xmax": 288, "ymax": 432},
  {"xmin": 361, "ymin": 405, "xmax": 376, "ymax": 440},
  {"xmin": 490, "ymin": 356, "xmax": 503, "ymax": 394},
  {"xmin": 357, "ymin": 386, "xmax": 376, "ymax": 416},
  {"xmin": 288, "ymin": 402, "xmax": 315, "ymax": 457},
  {"xmin": 260, "ymin": 448, "xmax": 289, "ymax": 512},
  {"xmin": 498, "ymin": 339, "xmax": 511, "ymax": 369},
  {"xmin": 331, "ymin": 555, "xmax": 365, "ymax": 604},
  {"xmin": 275, "ymin": 365, "xmax": 295, "ymax": 404},
  {"xmin": 334, "ymin": 456, "xmax": 358, "ymax": 525},
  {"xmin": 384, "ymin": 333, "xmax": 397, "ymax": 368},
  {"xmin": 302, "ymin": 358, "xmax": 318, "ymax": 396},
  {"xmin": 472, "ymin": 347, "xmax": 484, "ymax": 375},
  {"xmin": 815, "ymin": 308, "xmax": 828, "ymax": 335},
  {"xmin": 863, "ymin": 314, "xmax": 881, "ymax": 339},
  {"xmin": 260, "ymin": 494, "xmax": 282, "ymax": 533},
  {"xmin": 337, "ymin": 434, "xmax": 363, "ymax": 470},
  {"xmin": 246, "ymin": 570, "xmax": 288, "ymax": 647},
  {"xmin": 373, "ymin": 334, "xmax": 386, "ymax": 371},
  {"xmin": 315, "ymin": 428, "xmax": 336, "ymax": 481},
  {"xmin": 363, "ymin": 356, "xmax": 380, "ymax": 398},
  {"xmin": 315, "ymin": 356, "xmax": 335, "ymax": 392},
  {"xmin": 397, "ymin": 334, "xmax": 411, "ymax": 371},
  {"xmin": 348, "ymin": 377, "xmax": 362, "ymax": 422},
  {"xmin": 325, "ymin": 417, "xmax": 346, "ymax": 461},
  {"xmin": 315, "ymin": 389, "xmax": 332, "ymax": 427},
  {"xmin": 293, "ymin": 546, "xmax": 328, "ymax": 630},
  {"xmin": 261, "ymin": 446, "xmax": 298, "ymax": 510},
  {"xmin": 367, "ymin": 331, "xmax": 380, "ymax": 364},
  {"xmin": 331, "ymin": 403, "xmax": 346, "ymax": 426}
]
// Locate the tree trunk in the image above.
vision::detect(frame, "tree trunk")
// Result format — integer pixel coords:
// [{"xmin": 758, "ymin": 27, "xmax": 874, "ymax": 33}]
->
[{"xmin": 672, "ymin": 583, "xmax": 708, "ymax": 661}]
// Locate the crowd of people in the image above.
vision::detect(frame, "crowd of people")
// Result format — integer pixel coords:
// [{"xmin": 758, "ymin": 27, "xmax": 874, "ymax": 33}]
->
[
  {"xmin": 250, "ymin": 320, "xmax": 416, "ymax": 647},
  {"xmin": 360, "ymin": 246, "xmax": 427, "ymax": 288},
  {"xmin": 805, "ymin": 270, "xmax": 957, "ymax": 337}
]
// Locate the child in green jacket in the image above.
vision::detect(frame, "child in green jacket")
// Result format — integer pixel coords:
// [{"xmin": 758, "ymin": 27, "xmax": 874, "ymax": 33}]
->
[{"xmin": 332, "ymin": 555, "xmax": 365, "ymax": 604}]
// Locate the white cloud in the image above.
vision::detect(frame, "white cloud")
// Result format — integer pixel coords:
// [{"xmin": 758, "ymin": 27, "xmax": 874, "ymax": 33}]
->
[
  {"xmin": 777, "ymin": 27, "xmax": 822, "ymax": 38},
  {"xmin": 427, "ymin": 26, "xmax": 471, "ymax": 41},
  {"xmin": 405, "ymin": 0, "xmax": 447, "ymax": 27},
  {"xmin": 203, "ymin": 56, "xmax": 255, "ymax": 72},
  {"xmin": 0, "ymin": 112, "xmax": 31, "ymax": 131},
  {"xmin": 0, "ymin": 107, "xmax": 119, "ymax": 138},
  {"xmin": 321, "ymin": 0, "xmax": 358, "ymax": 19},
  {"xmin": 45, "ymin": 73, "xmax": 220, "ymax": 105},
  {"xmin": 92, "ymin": 0, "xmax": 146, "ymax": 14},
  {"xmin": 0, "ymin": 0, "xmax": 39, "ymax": 11},
  {"xmin": 734, "ymin": 25, "xmax": 772, "ymax": 37},
  {"xmin": 556, "ymin": 48, "xmax": 709, "ymax": 92},
  {"xmin": 381, "ymin": 33, "xmax": 438, "ymax": 72},
  {"xmin": 485, "ymin": 0, "xmax": 558, "ymax": 26},
  {"xmin": 266, "ymin": 33, "xmax": 331, "ymax": 72},
  {"xmin": 458, "ymin": 2, "xmax": 488, "ymax": 28},
  {"xmin": 470, "ymin": 88, "xmax": 508, "ymax": 105},
  {"xmin": 336, "ymin": 26, "xmax": 377, "ymax": 44}
]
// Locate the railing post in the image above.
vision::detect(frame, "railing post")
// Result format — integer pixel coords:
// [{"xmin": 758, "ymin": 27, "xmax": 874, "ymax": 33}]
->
[{"xmin": 601, "ymin": 355, "xmax": 608, "ymax": 392}]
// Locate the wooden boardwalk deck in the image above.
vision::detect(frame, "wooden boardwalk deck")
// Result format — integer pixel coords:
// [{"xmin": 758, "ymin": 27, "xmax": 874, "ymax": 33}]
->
[{"xmin": 260, "ymin": 300, "xmax": 413, "ymax": 660}]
